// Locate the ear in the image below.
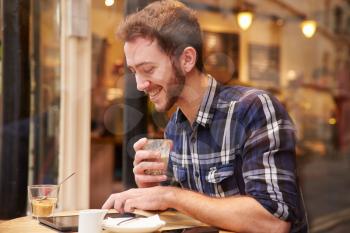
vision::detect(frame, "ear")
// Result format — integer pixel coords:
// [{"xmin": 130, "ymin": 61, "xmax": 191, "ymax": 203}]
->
[{"xmin": 179, "ymin": 47, "xmax": 197, "ymax": 73}]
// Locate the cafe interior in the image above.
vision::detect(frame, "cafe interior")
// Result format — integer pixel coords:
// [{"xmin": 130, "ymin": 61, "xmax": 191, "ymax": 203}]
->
[{"xmin": 0, "ymin": 0, "xmax": 350, "ymax": 232}]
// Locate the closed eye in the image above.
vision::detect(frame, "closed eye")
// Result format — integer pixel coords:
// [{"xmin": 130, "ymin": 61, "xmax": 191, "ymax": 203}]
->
[
  {"xmin": 143, "ymin": 67, "xmax": 155, "ymax": 74},
  {"xmin": 127, "ymin": 66, "xmax": 136, "ymax": 74}
]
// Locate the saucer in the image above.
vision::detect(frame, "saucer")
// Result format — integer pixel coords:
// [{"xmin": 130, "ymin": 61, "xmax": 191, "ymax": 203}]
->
[{"xmin": 102, "ymin": 215, "xmax": 166, "ymax": 233}]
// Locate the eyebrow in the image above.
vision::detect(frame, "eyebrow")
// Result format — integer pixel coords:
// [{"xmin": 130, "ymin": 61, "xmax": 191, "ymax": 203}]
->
[{"xmin": 127, "ymin": 61, "xmax": 156, "ymax": 70}]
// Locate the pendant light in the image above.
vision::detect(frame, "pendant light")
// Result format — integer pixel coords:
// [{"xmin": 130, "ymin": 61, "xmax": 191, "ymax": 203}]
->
[
  {"xmin": 301, "ymin": 20, "xmax": 317, "ymax": 38},
  {"xmin": 237, "ymin": 11, "xmax": 254, "ymax": 30}
]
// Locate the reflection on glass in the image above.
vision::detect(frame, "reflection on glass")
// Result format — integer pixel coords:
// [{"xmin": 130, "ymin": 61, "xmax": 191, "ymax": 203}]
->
[
  {"xmin": 29, "ymin": 0, "xmax": 61, "ymax": 185},
  {"xmin": 192, "ymin": 1, "xmax": 350, "ymax": 231},
  {"xmin": 91, "ymin": 0, "xmax": 125, "ymax": 139}
]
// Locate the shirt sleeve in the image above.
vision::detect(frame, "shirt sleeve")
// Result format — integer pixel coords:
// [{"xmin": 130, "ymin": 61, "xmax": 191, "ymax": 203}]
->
[{"xmin": 239, "ymin": 92, "xmax": 303, "ymax": 224}]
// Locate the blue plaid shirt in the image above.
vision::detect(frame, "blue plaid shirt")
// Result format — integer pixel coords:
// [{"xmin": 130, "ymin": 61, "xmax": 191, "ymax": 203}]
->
[{"xmin": 164, "ymin": 75, "xmax": 308, "ymax": 233}]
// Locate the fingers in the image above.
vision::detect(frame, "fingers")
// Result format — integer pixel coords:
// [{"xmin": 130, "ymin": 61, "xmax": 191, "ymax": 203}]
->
[
  {"xmin": 102, "ymin": 193, "xmax": 117, "ymax": 210},
  {"xmin": 133, "ymin": 138, "xmax": 147, "ymax": 152},
  {"xmin": 133, "ymin": 160, "xmax": 167, "ymax": 187},
  {"xmin": 123, "ymin": 187, "xmax": 167, "ymax": 212},
  {"xmin": 102, "ymin": 187, "xmax": 167, "ymax": 214},
  {"xmin": 133, "ymin": 138, "xmax": 170, "ymax": 188},
  {"xmin": 135, "ymin": 174, "xmax": 167, "ymax": 185},
  {"xmin": 133, "ymin": 161, "xmax": 165, "ymax": 174},
  {"xmin": 123, "ymin": 196, "xmax": 157, "ymax": 213},
  {"xmin": 124, "ymin": 198, "xmax": 144, "ymax": 213},
  {"xmin": 102, "ymin": 189, "xmax": 140, "ymax": 213},
  {"xmin": 114, "ymin": 194, "xmax": 126, "ymax": 213},
  {"xmin": 124, "ymin": 199, "xmax": 137, "ymax": 213},
  {"xmin": 133, "ymin": 150, "xmax": 161, "ymax": 167}
]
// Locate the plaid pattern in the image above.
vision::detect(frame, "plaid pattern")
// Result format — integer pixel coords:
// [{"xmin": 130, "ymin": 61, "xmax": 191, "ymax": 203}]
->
[{"xmin": 164, "ymin": 75, "xmax": 308, "ymax": 232}]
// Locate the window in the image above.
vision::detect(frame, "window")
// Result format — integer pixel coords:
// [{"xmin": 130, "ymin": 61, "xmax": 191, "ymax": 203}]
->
[{"xmin": 28, "ymin": 0, "xmax": 61, "ymax": 185}]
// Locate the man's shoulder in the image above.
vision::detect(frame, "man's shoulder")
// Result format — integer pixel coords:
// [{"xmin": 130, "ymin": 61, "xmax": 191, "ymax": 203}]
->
[
  {"xmin": 215, "ymin": 84, "xmax": 290, "ymax": 122},
  {"xmin": 216, "ymin": 85, "xmax": 270, "ymax": 106}
]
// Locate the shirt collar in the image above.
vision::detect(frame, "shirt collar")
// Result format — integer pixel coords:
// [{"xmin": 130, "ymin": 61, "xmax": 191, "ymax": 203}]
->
[{"xmin": 175, "ymin": 74, "xmax": 219, "ymax": 127}]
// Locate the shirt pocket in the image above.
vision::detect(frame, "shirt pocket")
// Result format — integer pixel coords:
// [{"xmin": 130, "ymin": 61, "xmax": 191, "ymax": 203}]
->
[
  {"xmin": 204, "ymin": 164, "xmax": 239, "ymax": 197},
  {"xmin": 205, "ymin": 164, "xmax": 234, "ymax": 183},
  {"xmin": 172, "ymin": 165, "xmax": 188, "ymax": 188}
]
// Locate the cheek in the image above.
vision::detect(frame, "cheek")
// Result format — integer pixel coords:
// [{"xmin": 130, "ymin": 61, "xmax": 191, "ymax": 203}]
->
[
  {"xmin": 153, "ymin": 68, "xmax": 171, "ymax": 84},
  {"xmin": 152, "ymin": 60, "xmax": 176, "ymax": 86}
]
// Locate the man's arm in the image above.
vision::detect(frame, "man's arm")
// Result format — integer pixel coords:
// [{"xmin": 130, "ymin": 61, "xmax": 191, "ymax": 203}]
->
[
  {"xmin": 166, "ymin": 187, "xmax": 291, "ymax": 233},
  {"xmin": 102, "ymin": 185, "xmax": 290, "ymax": 233},
  {"xmin": 102, "ymin": 186, "xmax": 290, "ymax": 233}
]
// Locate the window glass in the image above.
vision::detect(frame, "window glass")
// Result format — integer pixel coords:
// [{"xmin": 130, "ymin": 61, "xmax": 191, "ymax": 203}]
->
[
  {"xmin": 195, "ymin": 1, "xmax": 350, "ymax": 231},
  {"xmin": 90, "ymin": 0, "xmax": 125, "ymax": 208},
  {"xmin": 89, "ymin": 1, "xmax": 350, "ymax": 230},
  {"xmin": 28, "ymin": 0, "xmax": 61, "ymax": 185}
]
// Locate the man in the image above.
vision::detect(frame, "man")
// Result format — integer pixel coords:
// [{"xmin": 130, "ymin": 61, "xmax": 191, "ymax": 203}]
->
[{"xmin": 102, "ymin": 1, "xmax": 308, "ymax": 232}]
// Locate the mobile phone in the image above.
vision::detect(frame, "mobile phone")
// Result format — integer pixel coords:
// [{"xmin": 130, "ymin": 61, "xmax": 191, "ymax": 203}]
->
[
  {"xmin": 161, "ymin": 226, "xmax": 219, "ymax": 233},
  {"xmin": 38, "ymin": 212, "xmax": 136, "ymax": 232}
]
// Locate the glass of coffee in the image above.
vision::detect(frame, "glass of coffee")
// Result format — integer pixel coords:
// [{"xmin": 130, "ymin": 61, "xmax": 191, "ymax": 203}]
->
[{"xmin": 28, "ymin": 184, "xmax": 59, "ymax": 218}]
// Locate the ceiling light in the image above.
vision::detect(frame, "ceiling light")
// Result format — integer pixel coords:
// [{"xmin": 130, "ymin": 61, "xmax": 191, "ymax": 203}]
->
[
  {"xmin": 328, "ymin": 118, "xmax": 336, "ymax": 125},
  {"xmin": 105, "ymin": 0, "xmax": 114, "ymax": 7},
  {"xmin": 237, "ymin": 11, "xmax": 253, "ymax": 30},
  {"xmin": 301, "ymin": 20, "xmax": 317, "ymax": 38}
]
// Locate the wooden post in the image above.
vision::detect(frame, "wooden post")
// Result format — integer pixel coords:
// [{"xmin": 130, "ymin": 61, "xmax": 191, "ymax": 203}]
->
[{"xmin": 58, "ymin": 0, "xmax": 91, "ymax": 210}]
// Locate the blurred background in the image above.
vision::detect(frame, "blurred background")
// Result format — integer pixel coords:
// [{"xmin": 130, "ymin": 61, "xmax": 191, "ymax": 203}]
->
[{"xmin": 0, "ymin": 0, "xmax": 350, "ymax": 232}]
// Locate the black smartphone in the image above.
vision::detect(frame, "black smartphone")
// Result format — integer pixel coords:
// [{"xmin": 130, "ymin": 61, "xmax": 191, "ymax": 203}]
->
[
  {"xmin": 161, "ymin": 226, "xmax": 219, "ymax": 233},
  {"xmin": 38, "ymin": 212, "xmax": 136, "ymax": 232}
]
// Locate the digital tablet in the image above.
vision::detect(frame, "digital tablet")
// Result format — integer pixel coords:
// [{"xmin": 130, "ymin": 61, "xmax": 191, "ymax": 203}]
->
[{"xmin": 38, "ymin": 212, "xmax": 136, "ymax": 232}]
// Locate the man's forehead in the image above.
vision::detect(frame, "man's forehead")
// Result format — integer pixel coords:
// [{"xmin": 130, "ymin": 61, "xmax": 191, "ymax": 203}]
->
[
  {"xmin": 124, "ymin": 37, "xmax": 159, "ymax": 55},
  {"xmin": 125, "ymin": 36, "xmax": 154, "ymax": 47},
  {"xmin": 124, "ymin": 37, "xmax": 161, "ymax": 66}
]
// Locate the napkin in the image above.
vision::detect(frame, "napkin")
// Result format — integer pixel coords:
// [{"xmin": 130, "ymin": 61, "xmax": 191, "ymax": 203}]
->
[{"xmin": 103, "ymin": 214, "xmax": 166, "ymax": 229}]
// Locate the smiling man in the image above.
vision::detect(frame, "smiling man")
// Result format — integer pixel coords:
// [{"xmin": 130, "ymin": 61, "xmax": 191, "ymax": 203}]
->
[
  {"xmin": 125, "ymin": 37, "xmax": 187, "ymax": 113},
  {"xmin": 102, "ymin": 1, "xmax": 308, "ymax": 232}
]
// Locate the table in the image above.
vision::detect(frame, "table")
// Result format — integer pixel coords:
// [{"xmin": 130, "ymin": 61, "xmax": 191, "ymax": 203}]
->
[{"xmin": 0, "ymin": 209, "xmax": 209, "ymax": 233}]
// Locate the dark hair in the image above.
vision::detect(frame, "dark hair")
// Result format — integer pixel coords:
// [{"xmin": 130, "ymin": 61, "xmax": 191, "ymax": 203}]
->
[{"xmin": 117, "ymin": 0, "xmax": 204, "ymax": 72}]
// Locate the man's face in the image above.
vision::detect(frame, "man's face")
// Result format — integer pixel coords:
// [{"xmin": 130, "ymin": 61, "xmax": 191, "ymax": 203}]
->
[{"xmin": 124, "ymin": 37, "xmax": 185, "ymax": 112}]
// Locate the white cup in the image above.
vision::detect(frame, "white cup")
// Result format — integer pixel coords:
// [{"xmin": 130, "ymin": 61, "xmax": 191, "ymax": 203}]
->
[{"xmin": 78, "ymin": 209, "xmax": 108, "ymax": 233}]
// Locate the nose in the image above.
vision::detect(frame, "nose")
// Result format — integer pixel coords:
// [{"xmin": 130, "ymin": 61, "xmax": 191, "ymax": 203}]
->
[{"xmin": 135, "ymin": 73, "xmax": 150, "ymax": 92}]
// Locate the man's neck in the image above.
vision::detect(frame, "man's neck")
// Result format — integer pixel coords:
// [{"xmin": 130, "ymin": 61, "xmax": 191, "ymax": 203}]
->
[{"xmin": 176, "ymin": 71, "xmax": 209, "ymax": 125}]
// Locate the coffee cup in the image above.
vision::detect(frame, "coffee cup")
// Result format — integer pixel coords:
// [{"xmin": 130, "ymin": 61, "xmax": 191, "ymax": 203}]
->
[{"xmin": 78, "ymin": 209, "xmax": 108, "ymax": 233}]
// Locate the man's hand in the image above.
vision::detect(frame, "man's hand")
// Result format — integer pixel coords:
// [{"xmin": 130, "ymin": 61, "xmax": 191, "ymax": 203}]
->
[
  {"xmin": 133, "ymin": 138, "xmax": 167, "ymax": 188},
  {"xmin": 101, "ymin": 186, "xmax": 291, "ymax": 233},
  {"xmin": 101, "ymin": 186, "xmax": 174, "ymax": 213}
]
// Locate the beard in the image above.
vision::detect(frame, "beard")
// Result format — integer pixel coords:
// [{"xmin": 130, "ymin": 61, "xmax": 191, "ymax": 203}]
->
[{"xmin": 155, "ymin": 60, "xmax": 186, "ymax": 112}]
